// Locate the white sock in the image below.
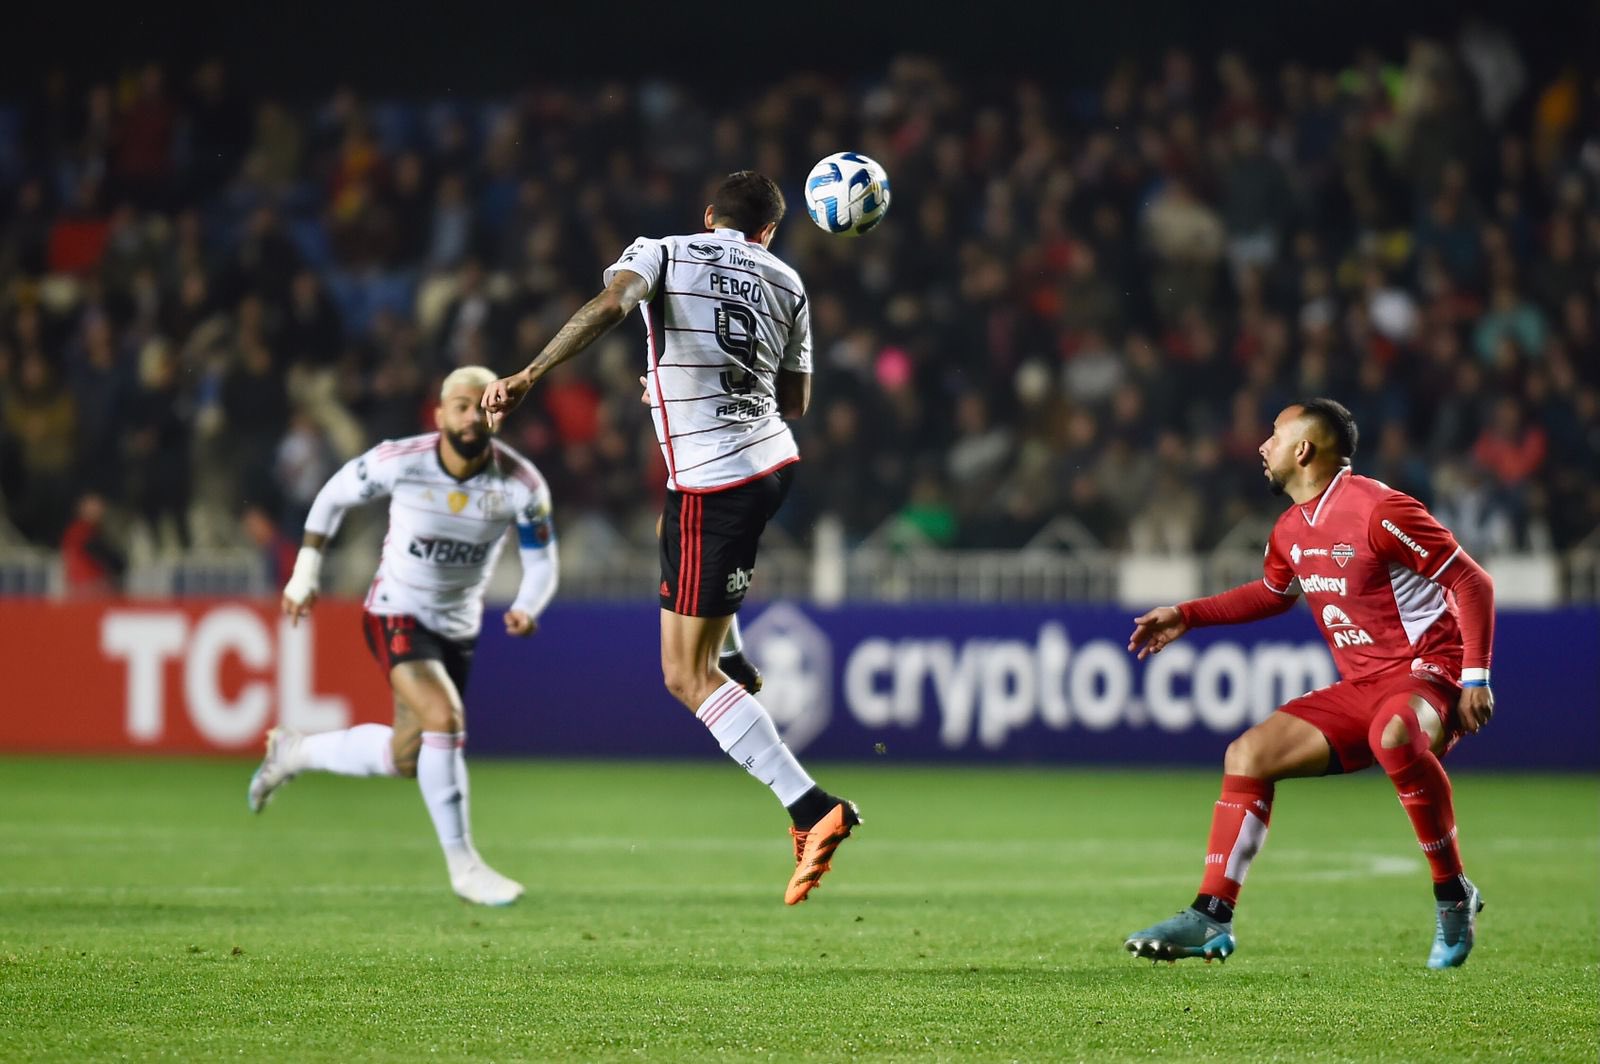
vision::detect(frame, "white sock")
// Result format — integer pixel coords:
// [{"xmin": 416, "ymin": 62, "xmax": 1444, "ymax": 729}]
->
[
  {"xmin": 695, "ymin": 680, "xmax": 815, "ymax": 806},
  {"xmin": 720, "ymin": 615, "xmax": 744, "ymax": 657},
  {"xmin": 296, "ymin": 724, "xmax": 396, "ymax": 777},
  {"xmin": 418, "ymin": 731, "xmax": 476, "ymax": 873},
  {"xmin": 453, "ymin": 743, "xmax": 473, "ymax": 850}
]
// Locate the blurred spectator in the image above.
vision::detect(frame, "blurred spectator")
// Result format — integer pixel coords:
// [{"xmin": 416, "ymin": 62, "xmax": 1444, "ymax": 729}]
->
[
  {"xmin": 891, "ymin": 469, "xmax": 958, "ymax": 549},
  {"xmin": 1370, "ymin": 421, "xmax": 1435, "ymax": 505},
  {"xmin": 1473, "ymin": 283, "xmax": 1548, "ymax": 363},
  {"xmin": 428, "ymin": 172, "xmax": 477, "ymax": 270},
  {"xmin": 1434, "ymin": 461, "xmax": 1515, "ymax": 557},
  {"xmin": 279, "ymin": 270, "xmax": 343, "ymax": 368},
  {"xmin": 1472, "ymin": 396, "xmax": 1548, "ymax": 539},
  {"xmin": 274, "ymin": 412, "xmax": 336, "ymax": 533},
  {"xmin": 946, "ymin": 393, "xmax": 1013, "ymax": 510},
  {"xmin": 112, "ymin": 64, "xmax": 177, "ymax": 208},
  {"xmin": 2, "ymin": 350, "xmax": 78, "ymax": 542},
  {"xmin": 185, "ymin": 60, "xmax": 251, "ymax": 201},
  {"xmin": 60, "ymin": 493, "xmax": 125, "ymax": 596},
  {"xmin": 221, "ymin": 336, "xmax": 291, "ymax": 492},
  {"xmin": 240, "ymin": 501, "xmax": 298, "ymax": 587},
  {"xmin": 1145, "ymin": 177, "xmax": 1224, "ymax": 321},
  {"xmin": 124, "ymin": 340, "xmax": 193, "ymax": 549},
  {"xmin": 434, "ymin": 258, "xmax": 505, "ymax": 367},
  {"xmin": 1, "ymin": 180, "xmax": 52, "ymax": 278},
  {"xmin": 247, "ymin": 101, "xmax": 303, "ymax": 190},
  {"xmin": 67, "ymin": 315, "xmax": 130, "ymax": 497},
  {"xmin": 1221, "ymin": 124, "xmax": 1293, "ymax": 282}
]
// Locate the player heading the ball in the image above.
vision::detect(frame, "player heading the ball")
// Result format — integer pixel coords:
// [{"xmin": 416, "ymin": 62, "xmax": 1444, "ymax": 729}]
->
[{"xmin": 483, "ymin": 171, "xmax": 860, "ymax": 905}]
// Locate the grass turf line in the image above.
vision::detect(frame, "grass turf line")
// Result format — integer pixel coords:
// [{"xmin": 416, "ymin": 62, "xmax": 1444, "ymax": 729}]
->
[{"xmin": 0, "ymin": 758, "xmax": 1595, "ymax": 1062}]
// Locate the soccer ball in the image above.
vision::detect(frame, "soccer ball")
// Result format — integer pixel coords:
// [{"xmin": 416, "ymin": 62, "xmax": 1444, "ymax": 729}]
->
[{"xmin": 803, "ymin": 152, "xmax": 891, "ymax": 236}]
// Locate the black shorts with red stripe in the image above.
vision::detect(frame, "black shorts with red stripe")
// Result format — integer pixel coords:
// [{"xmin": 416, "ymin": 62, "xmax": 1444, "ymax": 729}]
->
[
  {"xmin": 361, "ymin": 612, "xmax": 477, "ymax": 694},
  {"xmin": 659, "ymin": 466, "xmax": 794, "ymax": 617}
]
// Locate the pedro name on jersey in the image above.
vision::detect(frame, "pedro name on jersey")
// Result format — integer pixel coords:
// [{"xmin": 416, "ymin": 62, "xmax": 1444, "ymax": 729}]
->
[
  {"xmin": 306, "ymin": 433, "xmax": 552, "ymax": 639},
  {"xmin": 605, "ymin": 228, "xmax": 811, "ymax": 492},
  {"xmin": 1264, "ymin": 468, "xmax": 1465, "ymax": 682}
]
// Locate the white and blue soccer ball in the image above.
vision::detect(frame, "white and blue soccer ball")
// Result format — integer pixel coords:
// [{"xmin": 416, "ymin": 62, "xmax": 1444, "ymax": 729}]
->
[{"xmin": 803, "ymin": 152, "xmax": 891, "ymax": 237}]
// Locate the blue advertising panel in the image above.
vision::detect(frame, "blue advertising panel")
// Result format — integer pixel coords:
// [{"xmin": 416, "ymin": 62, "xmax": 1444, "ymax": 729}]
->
[{"xmin": 466, "ymin": 602, "xmax": 1599, "ymax": 770}]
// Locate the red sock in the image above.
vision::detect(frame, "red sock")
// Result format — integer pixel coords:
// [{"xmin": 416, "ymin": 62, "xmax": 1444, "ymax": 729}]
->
[
  {"xmin": 1197, "ymin": 774, "xmax": 1274, "ymax": 907},
  {"xmin": 1370, "ymin": 707, "xmax": 1462, "ymax": 883}
]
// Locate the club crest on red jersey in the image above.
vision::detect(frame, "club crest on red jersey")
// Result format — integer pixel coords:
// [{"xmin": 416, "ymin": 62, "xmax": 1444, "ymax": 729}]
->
[{"xmin": 1331, "ymin": 543, "xmax": 1355, "ymax": 568}]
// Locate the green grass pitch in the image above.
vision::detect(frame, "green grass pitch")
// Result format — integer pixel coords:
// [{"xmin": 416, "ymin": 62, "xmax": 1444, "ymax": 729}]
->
[{"xmin": 0, "ymin": 757, "xmax": 1595, "ymax": 1061}]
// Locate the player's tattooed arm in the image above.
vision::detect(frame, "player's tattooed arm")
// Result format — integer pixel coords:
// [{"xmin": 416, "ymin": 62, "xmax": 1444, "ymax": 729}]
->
[{"xmin": 484, "ymin": 271, "xmax": 652, "ymax": 428}]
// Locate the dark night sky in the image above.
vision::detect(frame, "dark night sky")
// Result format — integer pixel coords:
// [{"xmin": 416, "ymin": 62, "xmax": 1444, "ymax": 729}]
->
[{"xmin": 5, "ymin": 0, "xmax": 1592, "ymax": 98}]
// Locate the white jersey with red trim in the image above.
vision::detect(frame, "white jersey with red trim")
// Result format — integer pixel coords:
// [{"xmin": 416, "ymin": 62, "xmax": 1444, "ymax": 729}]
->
[
  {"xmin": 303, "ymin": 433, "xmax": 553, "ymax": 640},
  {"xmin": 604, "ymin": 227, "xmax": 811, "ymax": 493},
  {"xmin": 1263, "ymin": 468, "xmax": 1466, "ymax": 682}
]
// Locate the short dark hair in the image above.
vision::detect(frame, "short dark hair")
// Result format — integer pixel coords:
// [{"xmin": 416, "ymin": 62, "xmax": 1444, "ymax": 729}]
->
[
  {"xmin": 711, "ymin": 171, "xmax": 785, "ymax": 235},
  {"xmin": 1296, "ymin": 397, "xmax": 1359, "ymax": 462}
]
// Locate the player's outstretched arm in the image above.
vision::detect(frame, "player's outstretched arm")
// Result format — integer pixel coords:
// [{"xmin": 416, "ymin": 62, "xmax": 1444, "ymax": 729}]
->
[
  {"xmin": 484, "ymin": 271, "xmax": 651, "ymax": 430},
  {"xmin": 1130, "ymin": 580, "xmax": 1298, "ymax": 658},
  {"xmin": 1128, "ymin": 606, "xmax": 1188, "ymax": 660}
]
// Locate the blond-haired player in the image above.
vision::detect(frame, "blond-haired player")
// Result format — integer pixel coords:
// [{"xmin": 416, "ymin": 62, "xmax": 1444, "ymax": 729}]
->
[{"xmin": 248, "ymin": 366, "xmax": 559, "ymax": 906}]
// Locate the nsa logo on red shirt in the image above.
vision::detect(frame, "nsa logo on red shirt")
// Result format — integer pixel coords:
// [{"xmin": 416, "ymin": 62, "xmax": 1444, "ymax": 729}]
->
[{"xmin": 1331, "ymin": 543, "xmax": 1355, "ymax": 568}]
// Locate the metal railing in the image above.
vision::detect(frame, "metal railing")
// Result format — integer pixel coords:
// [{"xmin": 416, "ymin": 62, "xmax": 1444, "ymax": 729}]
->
[{"xmin": 3, "ymin": 542, "xmax": 1597, "ymax": 605}]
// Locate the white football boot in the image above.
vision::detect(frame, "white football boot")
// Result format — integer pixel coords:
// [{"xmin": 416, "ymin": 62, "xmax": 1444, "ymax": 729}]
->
[
  {"xmin": 247, "ymin": 728, "xmax": 304, "ymax": 813},
  {"xmin": 449, "ymin": 855, "xmax": 525, "ymax": 907}
]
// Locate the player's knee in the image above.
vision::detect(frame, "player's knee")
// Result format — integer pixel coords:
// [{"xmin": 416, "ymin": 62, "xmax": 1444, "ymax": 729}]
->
[
  {"xmin": 1369, "ymin": 701, "xmax": 1423, "ymax": 754},
  {"xmin": 1223, "ymin": 733, "xmax": 1267, "ymax": 777},
  {"xmin": 661, "ymin": 662, "xmax": 699, "ymax": 707},
  {"xmin": 662, "ymin": 648, "xmax": 721, "ymax": 708},
  {"xmin": 412, "ymin": 700, "xmax": 459, "ymax": 735},
  {"xmin": 1375, "ymin": 713, "xmax": 1410, "ymax": 750}
]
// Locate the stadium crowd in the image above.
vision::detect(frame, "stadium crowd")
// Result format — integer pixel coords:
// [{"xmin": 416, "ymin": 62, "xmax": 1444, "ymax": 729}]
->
[{"xmin": 1, "ymin": 33, "xmax": 1597, "ymax": 594}]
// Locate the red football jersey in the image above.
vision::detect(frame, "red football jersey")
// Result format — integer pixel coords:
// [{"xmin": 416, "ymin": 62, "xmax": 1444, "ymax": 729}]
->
[{"xmin": 1263, "ymin": 468, "xmax": 1466, "ymax": 683}]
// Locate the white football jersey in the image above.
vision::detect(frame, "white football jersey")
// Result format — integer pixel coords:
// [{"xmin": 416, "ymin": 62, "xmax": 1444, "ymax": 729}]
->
[
  {"xmin": 604, "ymin": 227, "xmax": 812, "ymax": 492},
  {"xmin": 304, "ymin": 433, "xmax": 554, "ymax": 639}
]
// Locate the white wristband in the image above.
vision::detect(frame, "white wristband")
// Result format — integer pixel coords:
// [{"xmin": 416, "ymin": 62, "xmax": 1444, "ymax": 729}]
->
[
  {"xmin": 283, "ymin": 546, "xmax": 323, "ymax": 604},
  {"xmin": 1460, "ymin": 667, "xmax": 1490, "ymax": 687}
]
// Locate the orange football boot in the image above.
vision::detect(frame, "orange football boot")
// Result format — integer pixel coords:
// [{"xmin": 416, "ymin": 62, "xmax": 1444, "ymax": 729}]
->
[{"xmin": 784, "ymin": 800, "xmax": 861, "ymax": 904}]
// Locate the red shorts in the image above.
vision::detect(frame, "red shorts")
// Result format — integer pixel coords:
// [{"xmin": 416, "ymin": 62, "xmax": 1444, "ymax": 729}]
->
[{"xmin": 1280, "ymin": 670, "xmax": 1462, "ymax": 774}]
